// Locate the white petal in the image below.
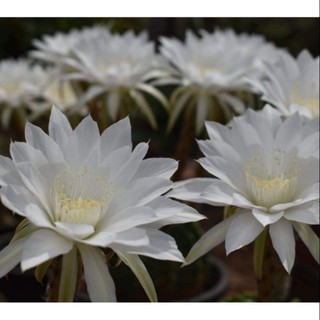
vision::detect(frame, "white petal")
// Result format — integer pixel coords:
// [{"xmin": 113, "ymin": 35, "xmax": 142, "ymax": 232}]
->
[
  {"xmin": 13, "ymin": 162, "xmax": 52, "ymax": 215},
  {"xmin": 62, "ymin": 115, "xmax": 100, "ymax": 167},
  {"xmin": 25, "ymin": 122, "xmax": 65, "ymax": 164},
  {"xmin": 226, "ymin": 211, "xmax": 264, "ymax": 255},
  {"xmin": 21, "ymin": 229, "xmax": 72, "ymax": 271},
  {"xmin": 58, "ymin": 246, "xmax": 78, "ymax": 302},
  {"xmin": 145, "ymin": 196, "xmax": 205, "ymax": 228},
  {"xmin": 269, "ymin": 219, "xmax": 296, "ymax": 273},
  {"xmin": 133, "ymin": 158, "xmax": 178, "ymax": 180},
  {"xmin": 78, "ymin": 245, "xmax": 116, "ymax": 302},
  {"xmin": 201, "ymin": 180, "xmax": 237, "ymax": 206},
  {"xmin": 55, "ymin": 222, "xmax": 95, "ymax": 239},
  {"xmin": 231, "ymin": 117, "xmax": 262, "ymax": 149},
  {"xmin": 275, "ymin": 113, "xmax": 302, "ymax": 150},
  {"xmin": 0, "ymin": 238, "xmax": 25, "ymax": 278},
  {"xmin": 284, "ymin": 202, "xmax": 319, "ymax": 225},
  {"xmin": 112, "ymin": 142, "xmax": 149, "ymax": 187},
  {"xmin": 114, "ymin": 251, "xmax": 157, "ymax": 302},
  {"xmin": 168, "ymin": 178, "xmax": 217, "ymax": 204},
  {"xmin": 0, "ymin": 185, "xmax": 53, "ymax": 228},
  {"xmin": 292, "ymin": 222, "xmax": 319, "ymax": 264},
  {"xmin": 219, "ymin": 93, "xmax": 246, "ymax": 113},
  {"xmin": 205, "ymin": 121, "xmax": 231, "ymax": 142},
  {"xmin": 111, "ymin": 228, "xmax": 184, "ymax": 262},
  {"xmin": 99, "ymin": 146, "xmax": 131, "ymax": 173},
  {"xmin": 100, "ymin": 206, "xmax": 157, "ymax": 234},
  {"xmin": 0, "ymin": 155, "xmax": 14, "ymax": 176},
  {"xmin": 10, "ymin": 141, "xmax": 48, "ymax": 167},
  {"xmin": 252, "ymin": 209, "xmax": 284, "ymax": 227},
  {"xmin": 198, "ymin": 156, "xmax": 247, "ymax": 192},
  {"xmin": 48, "ymin": 106, "xmax": 73, "ymax": 147},
  {"xmin": 127, "ymin": 177, "xmax": 172, "ymax": 207},
  {"xmin": 100, "ymin": 117, "xmax": 132, "ymax": 160},
  {"xmin": 85, "ymin": 228, "xmax": 149, "ymax": 248},
  {"xmin": 298, "ymin": 132, "xmax": 319, "ymax": 159},
  {"xmin": 185, "ymin": 215, "xmax": 236, "ymax": 265},
  {"xmin": 136, "ymin": 83, "xmax": 169, "ymax": 111}
]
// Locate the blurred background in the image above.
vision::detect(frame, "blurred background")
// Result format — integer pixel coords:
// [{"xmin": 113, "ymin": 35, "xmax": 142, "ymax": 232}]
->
[{"xmin": 0, "ymin": 18, "xmax": 319, "ymax": 60}]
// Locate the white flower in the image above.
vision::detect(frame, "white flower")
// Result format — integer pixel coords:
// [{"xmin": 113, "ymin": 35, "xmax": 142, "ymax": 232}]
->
[
  {"xmin": 159, "ymin": 29, "xmax": 280, "ymax": 133},
  {"xmin": 0, "ymin": 59, "xmax": 47, "ymax": 127},
  {"xmin": 168, "ymin": 105, "xmax": 319, "ymax": 273},
  {"xmin": 249, "ymin": 50, "xmax": 319, "ymax": 119},
  {"xmin": 31, "ymin": 25, "xmax": 111, "ymax": 67},
  {"xmin": 28, "ymin": 68, "xmax": 82, "ymax": 120},
  {"xmin": 0, "ymin": 106, "xmax": 203, "ymax": 302},
  {"xmin": 63, "ymin": 30, "xmax": 168, "ymax": 128}
]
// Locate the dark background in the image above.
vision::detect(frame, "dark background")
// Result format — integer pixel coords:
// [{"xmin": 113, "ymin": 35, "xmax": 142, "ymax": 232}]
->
[{"xmin": 0, "ymin": 18, "xmax": 319, "ymax": 60}]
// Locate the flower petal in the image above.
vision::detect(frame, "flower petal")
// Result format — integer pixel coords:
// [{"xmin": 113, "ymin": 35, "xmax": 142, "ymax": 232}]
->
[
  {"xmin": 21, "ymin": 229, "xmax": 73, "ymax": 271},
  {"xmin": 58, "ymin": 246, "xmax": 78, "ymax": 302},
  {"xmin": 48, "ymin": 106, "xmax": 73, "ymax": 147},
  {"xmin": 168, "ymin": 178, "xmax": 217, "ymax": 204},
  {"xmin": 252, "ymin": 209, "xmax": 284, "ymax": 227},
  {"xmin": 111, "ymin": 228, "xmax": 184, "ymax": 262},
  {"xmin": 275, "ymin": 113, "xmax": 302, "ymax": 150},
  {"xmin": 115, "ymin": 251, "xmax": 157, "ymax": 302},
  {"xmin": 292, "ymin": 222, "xmax": 319, "ymax": 264},
  {"xmin": 99, "ymin": 206, "xmax": 157, "ymax": 234},
  {"xmin": 25, "ymin": 122, "xmax": 65, "ymax": 164},
  {"xmin": 78, "ymin": 244, "xmax": 116, "ymax": 302},
  {"xmin": 185, "ymin": 214, "xmax": 238, "ymax": 265},
  {"xmin": 145, "ymin": 196, "xmax": 205, "ymax": 228},
  {"xmin": 284, "ymin": 202, "xmax": 319, "ymax": 225},
  {"xmin": 0, "ymin": 155, "xmax": 14, "ymax": 176},
  {"xmin": 133, "ymin": 158, "xmax": 178, "ymax": 180},
  {"xmin": 62, "ymin": 114, "xmax": 100, "ymax": 167},
  {"xmin": 0, "ymin": 185, "xmax": 53, "ymax": 228},
  {"xmin": 100, "ymin": 117, "xmax": 132, "ymax": 160},
  {"xmin": 0, "ymin": 238, "xmax": 26, "ymax": 278},
  {"xmin": 226, "ymin": 211, "xmax": 264, "ymax": 255},
  {"xmin": 111, "ymin": 142, "xmax": 149, "ymax": 187},
  {"xmin": 55, "ymin": 222, "xmax": 95, "ymax": 239},
  {"xmin": 269, "ymin": 219, "xmax": 296, "ymax": 273}
]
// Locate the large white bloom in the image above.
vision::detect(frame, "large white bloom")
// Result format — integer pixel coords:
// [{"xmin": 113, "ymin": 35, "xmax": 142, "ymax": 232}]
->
[
  {"xmin": 169, "ymin": 105, "xmax": 319, "ymax": 273},
  {"xmin": 0, "ymin": 59, "xmax": 47, "ymax": 127},
  {"xmin": 28, "ymin": 68, "xmax": 82, "ymax": 120},
  {"xmin": 159, "ymin": 29, "xmax": 280, "ymax": 133},
  {"xmin": 0, "ymin": 107, "xmax": 203, "ymax": 302},
  {"xmin": 62, "ymin": 30, "xmax": 168, "ymax": 128},
  {"xmin": 31, "ymin": 25, "xmax": 111, "ymax": 67},
  {"xmin": 249, "ymin": 50, "xmax": 319, "ymax": 118}
]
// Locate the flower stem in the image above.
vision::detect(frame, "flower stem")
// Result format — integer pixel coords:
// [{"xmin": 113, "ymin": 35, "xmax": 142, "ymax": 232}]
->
[
  {"xmin": 256, "ymin": 232, "xmax": 291, "ymax": 301},
  {"xmin": 172, "ymin": 105, "xmax": 196, "ymax": 181},
  {"xmin": 89, "ymin": 98, "xmax": 110, "ymax": 133},
  {"xmin": 12, "ymin": 108, "xmax": 26, "ymax": 141}
]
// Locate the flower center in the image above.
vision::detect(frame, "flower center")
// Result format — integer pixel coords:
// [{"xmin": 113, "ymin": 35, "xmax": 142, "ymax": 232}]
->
[
  {"xmin": 245, "ymin": 149, "xmax": 298, "ymax": 209},
  {"xmin": 52, "ymin": 166, "xmax": 113, "ymax": 226}
]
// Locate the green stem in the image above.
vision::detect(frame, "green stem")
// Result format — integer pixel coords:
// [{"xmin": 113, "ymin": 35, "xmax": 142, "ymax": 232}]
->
[{"xmin": 253, "ymin": 227, "xmax": 268, "ymax": 279}]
